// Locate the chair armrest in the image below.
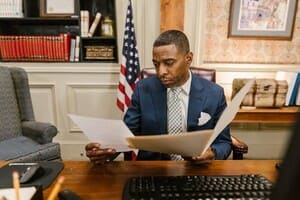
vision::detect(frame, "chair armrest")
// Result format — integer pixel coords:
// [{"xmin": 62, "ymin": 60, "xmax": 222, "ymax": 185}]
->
[
  {"xmin": 231, "ymin": 135, "xmax": 248, "ymax": 160},
  {"xmin": 21, "ymin": 121, "xmax": 58, "ymax": 144}
]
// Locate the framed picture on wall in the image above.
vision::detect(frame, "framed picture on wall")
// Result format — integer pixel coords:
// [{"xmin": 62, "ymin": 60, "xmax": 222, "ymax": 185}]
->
[
  {"xmin": 40, "ymin": 0, "xmax": 78, "ymax": 17},
  {"xmin": 228, "ymin": 0, "xmax": 298, "ymax": 40}
]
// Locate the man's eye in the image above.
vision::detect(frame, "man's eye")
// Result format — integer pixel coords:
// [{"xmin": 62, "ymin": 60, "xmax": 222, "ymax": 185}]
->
[
  {"xmin": 153, "ymin": 63, "xmax": 159, "ymax": 68},
  {"xmin": 165, "ymin": 61, "xmax": 174, "ymax": 66}
]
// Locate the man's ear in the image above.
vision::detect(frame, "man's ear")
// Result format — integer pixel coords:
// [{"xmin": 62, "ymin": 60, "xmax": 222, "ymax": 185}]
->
[{"xmin": 185, "ymin": 52, "xmax": 193, "ymax": 65}]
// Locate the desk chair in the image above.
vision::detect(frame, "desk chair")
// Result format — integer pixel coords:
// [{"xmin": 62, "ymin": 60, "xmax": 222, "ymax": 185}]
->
[
  {"xmin": 140, "ymin": 67, "xmax": 248, "ymax": 160},
  {"xmin": 0, "ymin": 66, "xmax": 61, "ymax": 162}
]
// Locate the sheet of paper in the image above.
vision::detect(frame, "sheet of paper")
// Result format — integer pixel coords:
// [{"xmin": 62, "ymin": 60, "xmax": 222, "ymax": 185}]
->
[
  {"xmin": 202, "ymin": 78, "xmax": 255, "ymax": 154},
  {"xmin": 126, "ymin": 130, "xmax": 213, "ymax": 157},
  {"xmin": 126, "ymin": 79, "xmax": 255, "ymax": 157},
  {"xmin": 69, "ymin": 114, "xmax": 134, "ymax": 152},
  {"xmin": 0, "ymin": 187, "xmax": 36, "ymax": 200}
]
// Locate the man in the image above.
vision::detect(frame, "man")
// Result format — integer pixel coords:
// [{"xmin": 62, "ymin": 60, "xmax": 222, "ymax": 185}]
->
[{"xmin": 85, "ymin": 30, "xmax": 232, "ymax": 164}]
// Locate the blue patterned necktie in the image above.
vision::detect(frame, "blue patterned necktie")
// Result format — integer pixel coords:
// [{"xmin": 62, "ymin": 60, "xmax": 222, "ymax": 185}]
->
[{"xmin": 167, "ymin": 88, "xmax": 184, "ymax": 160}]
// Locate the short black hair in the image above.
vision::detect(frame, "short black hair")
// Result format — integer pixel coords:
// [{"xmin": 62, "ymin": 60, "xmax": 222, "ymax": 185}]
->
[{"xmin": 153, "ymin": 30, "xmax": 190, "ymax": 54}]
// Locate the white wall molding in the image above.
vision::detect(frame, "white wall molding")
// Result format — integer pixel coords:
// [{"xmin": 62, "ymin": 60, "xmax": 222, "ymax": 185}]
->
[
  {"xmin": 29, "ymin": 83, "xmax": 57, "ymax": 125},
  {"xmin": 66, "ymin": 83, "xmax": 122, "ymax": 134}
]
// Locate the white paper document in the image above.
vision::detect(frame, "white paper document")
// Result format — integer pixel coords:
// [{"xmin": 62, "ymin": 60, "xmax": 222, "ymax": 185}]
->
[
  {"xmin": 69, "ymin": 114, "xmax": 134, "ymax": 152},
  {"xmin": 126, "ymin": 79, "xmax": 255, "ymax": 157},
  {"xmin": 0, "ymin": 187, "xmax": 36, "ymax": 200}
]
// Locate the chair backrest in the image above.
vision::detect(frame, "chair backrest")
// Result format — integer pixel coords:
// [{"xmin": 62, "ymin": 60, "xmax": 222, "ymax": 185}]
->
[
  {"xmin": 141, "ymin": 66, "xmax": 216, "ymax": 82},
  {"xmin": 0, "ymin": 66, "xmax": 34, "ymax": 141}
]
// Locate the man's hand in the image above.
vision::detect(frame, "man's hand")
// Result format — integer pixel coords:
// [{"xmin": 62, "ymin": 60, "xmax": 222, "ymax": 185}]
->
[
  {"xmin": 85, "ymin": 143, "xmax": 116, "ymax": 165},
  {"xmin": 183, "ymin": 147, "xmax": 216, "ymax": 164}
]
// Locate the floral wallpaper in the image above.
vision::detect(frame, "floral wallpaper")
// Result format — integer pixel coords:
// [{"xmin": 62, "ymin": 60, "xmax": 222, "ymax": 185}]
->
[{"xmin": 203, "ymin": 0, "xmax": 300, "ymax": 64}]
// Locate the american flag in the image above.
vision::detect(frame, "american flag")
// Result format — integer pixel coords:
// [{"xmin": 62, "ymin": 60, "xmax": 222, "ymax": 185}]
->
[{"xmin": 117, "ymin": 0, "xmax": 140, "ymax": 112}]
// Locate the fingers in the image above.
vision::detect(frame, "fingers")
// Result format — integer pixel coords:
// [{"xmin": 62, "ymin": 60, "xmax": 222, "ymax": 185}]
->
[
  {"xmin": 85, "ymin": 142, "xmax": 116, "ymax": 165},
  {"xmin": 185, "ymin": 148, "xmax": 215, "ymax": 165},
  {"xmin": 85, "ymin": 142, "xmax": 100, "ymax": 151}
]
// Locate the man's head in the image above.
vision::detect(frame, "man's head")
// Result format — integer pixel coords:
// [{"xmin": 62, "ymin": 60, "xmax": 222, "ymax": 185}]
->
[{"xmin": 152, "ymin": 30, "xmax": 193, "ymax": 88}]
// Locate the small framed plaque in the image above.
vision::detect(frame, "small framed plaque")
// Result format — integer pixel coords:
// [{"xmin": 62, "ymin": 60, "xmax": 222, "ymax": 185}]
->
[{"xmin": 40, "ymin": 0, "xmax": 77, "ymax": 17}]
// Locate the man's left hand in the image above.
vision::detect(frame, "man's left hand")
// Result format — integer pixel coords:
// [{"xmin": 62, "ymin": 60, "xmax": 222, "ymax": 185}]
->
[{"xmin": 183, "ymin": 147, "xmax": 215, "ymax": 164}]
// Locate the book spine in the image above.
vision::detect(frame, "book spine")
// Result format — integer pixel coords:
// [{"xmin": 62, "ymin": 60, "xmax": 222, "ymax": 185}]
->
[
  {"xmin": 14, "ymin": 35, "xmax": 20, "ymax": 61},
  {"xmin": 80, "ymin": 10, "xmax": 89, "ymax": 37},
  {"xmin": 19, "ymin": 35, "xmax": 25, "ymax": 61},
  {"xmin": 6, "ymin": 36, "xmax": 12, "ymax": 60},
  {"xmin": 74, "ymin": 36, "xmax": 80, "ymax": 62},
  {"xmin": 69, "ymin": 38, "xmax": 76, "ymax": 62},
  {"xmin": 63, "ymin": 33, "xmax": 71, "ymax": 61},
  {"xmin": 289, "ymin": 73, "xmax": 300, "ymax": 105},
  {"xmin": 296, "ymin": 82, "xmax": 300, "ymax": 106},
  {"xmin": 0, "ymin": 36, "xmax": 8, "ymax": 60},
  {"xmin": 88, "ymin": 12, "xmax": 101, "ymax": 37}
]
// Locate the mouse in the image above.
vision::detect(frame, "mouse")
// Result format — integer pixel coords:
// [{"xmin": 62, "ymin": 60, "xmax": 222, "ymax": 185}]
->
[
  {"xmin": 58, "ymin": 189, "xmax": 82, "ymax": 200},
  {"xmin": 19, "ymin": 164, "xmax": 45, "ymax": 183}
]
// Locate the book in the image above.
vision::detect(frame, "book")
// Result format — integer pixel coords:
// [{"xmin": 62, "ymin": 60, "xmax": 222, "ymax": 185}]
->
[
  {"xmin": 296, "ymin": 84, "xmax": 300, "ymax": 106},
  {"xmin": 62, "ymin": 33, "xmax": 71, "ymax": 61},
  {"xmin": 80, "ymin": 10, "xmax": 89, "ymax": 37},
  {"xmin": 88, "ymin": 12, "xmax": 102, "ymax": 37},
  {"xmin": 69, "ymin": 38, "xmax": 76, "ymax": 62},
  {"xmin": 289, "ymin": 73, "xmax": 300, "ymax": 105},
  {"xmin": 74, "ymin": 36, "xmax": 80, "ymax": 62},
  {"xmin": 276, "ymin": 71, "xmax": 300, "ymax": 106}
]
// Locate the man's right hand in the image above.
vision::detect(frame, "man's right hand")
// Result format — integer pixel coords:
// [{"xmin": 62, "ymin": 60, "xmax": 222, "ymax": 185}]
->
[{"xmin": 85, "ymin": 143, "xmax": 116, "ymax": 165}]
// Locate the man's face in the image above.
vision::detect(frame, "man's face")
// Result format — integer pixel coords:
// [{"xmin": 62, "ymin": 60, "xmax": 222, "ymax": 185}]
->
[{"xmin": 152, "ymin": 44, "xmax": 192, "ymax": 88}]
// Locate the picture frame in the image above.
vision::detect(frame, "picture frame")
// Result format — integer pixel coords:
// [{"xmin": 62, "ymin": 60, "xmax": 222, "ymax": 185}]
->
[
  {"xmin": 228, "ymin": 0, "xmax": 298, "ymax": 40},
  {"xmin": 40, "ymin": 0, "xmax": 78, "ymax": 17}
]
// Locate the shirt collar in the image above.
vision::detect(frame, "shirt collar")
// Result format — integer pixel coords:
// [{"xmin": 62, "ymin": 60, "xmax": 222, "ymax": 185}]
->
[
  {"xmin": 167, "ymin": 70, "xmax": 192, "ymax": 95},
  {"xmin": 181, "ymin": 70, "xmax": 192, "ymax": 95}
]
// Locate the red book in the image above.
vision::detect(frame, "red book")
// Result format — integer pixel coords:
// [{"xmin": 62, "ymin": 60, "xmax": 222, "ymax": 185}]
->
[
  {"xmin": 23, "ymin": 36, "xmax": 29, "ymax": 61},
  {"xmin": 58, "ymin": 34, "xmax": 64, "ymax": 61},
  {"xmin": 0, "ymin": 36, "xmax": 7, "ymax": 60},
  {"xmin": 63, "ymin": 33, "xmax": 71, "ymax": 61},
  {"xmin": 37, "ymin": 36, "xmax": 43, "ymax": 61},
  {"xmin": 6, "ymin": 36, "xmax": 13, "ymax": 61},
  {"xmin": 46, "ymin": 36, "xmax": 53, "ymax": 61},
  {"xmin": 14, "ymin": 36, "xmax": 20, "ymax": 61}
]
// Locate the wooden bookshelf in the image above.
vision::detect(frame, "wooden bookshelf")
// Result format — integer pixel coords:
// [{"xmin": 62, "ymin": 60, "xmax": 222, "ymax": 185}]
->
[{"xmin": 233, "ymin": 106, "xmax": 299, "ymax": 124}]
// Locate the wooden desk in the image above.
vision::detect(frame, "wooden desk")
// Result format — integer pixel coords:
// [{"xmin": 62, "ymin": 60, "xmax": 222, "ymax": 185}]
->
[
  {"xmin": 41, "ymin": 160, "xmax": 279, "ymax": 200},
  {"xmin": 233, "ymin": 106, "xmax": 299, "ymax": 123}
]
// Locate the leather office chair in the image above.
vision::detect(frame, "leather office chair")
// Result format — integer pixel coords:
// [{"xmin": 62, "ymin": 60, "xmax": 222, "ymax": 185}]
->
[
  {"xmin": 141, "ymin": 66, "xmax": 248, "ymax": 160},
  {"xmin": 0, "ymin": 66, "xmax": 61, "ymax": 162}
]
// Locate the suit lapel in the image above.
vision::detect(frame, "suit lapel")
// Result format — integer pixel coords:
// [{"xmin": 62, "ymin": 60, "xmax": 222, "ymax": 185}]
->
[
  {"xmin": 150, "ymin": 78, "xmax": 168, "ymax": 134},
  {"xmin": 187, "ymin": 74, "xmax": 206, "ymax": 130}
]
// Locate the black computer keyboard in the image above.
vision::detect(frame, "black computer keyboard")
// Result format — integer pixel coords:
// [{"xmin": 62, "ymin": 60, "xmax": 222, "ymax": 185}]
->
[{"xmin": 123, "ymin": 174, "xmax": 273, "ymax": 200}]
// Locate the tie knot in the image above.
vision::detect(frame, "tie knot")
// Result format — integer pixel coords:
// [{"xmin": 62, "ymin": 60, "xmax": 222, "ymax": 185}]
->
[{"xmin": 170, "ymin": 88, "xmax": 182, "ymax": 96}]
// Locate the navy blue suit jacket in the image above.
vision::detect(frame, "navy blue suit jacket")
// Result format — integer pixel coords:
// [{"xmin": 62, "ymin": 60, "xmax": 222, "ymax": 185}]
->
[{"xmin": 124, "ymin": 73, "xmax": 232, "ymax": 160}]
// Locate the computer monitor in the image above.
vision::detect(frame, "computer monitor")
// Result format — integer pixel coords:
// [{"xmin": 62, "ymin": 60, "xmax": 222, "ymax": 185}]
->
[{"xmin": 271, "ymin": 111, "xmax": 300, "ymax": 199}]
